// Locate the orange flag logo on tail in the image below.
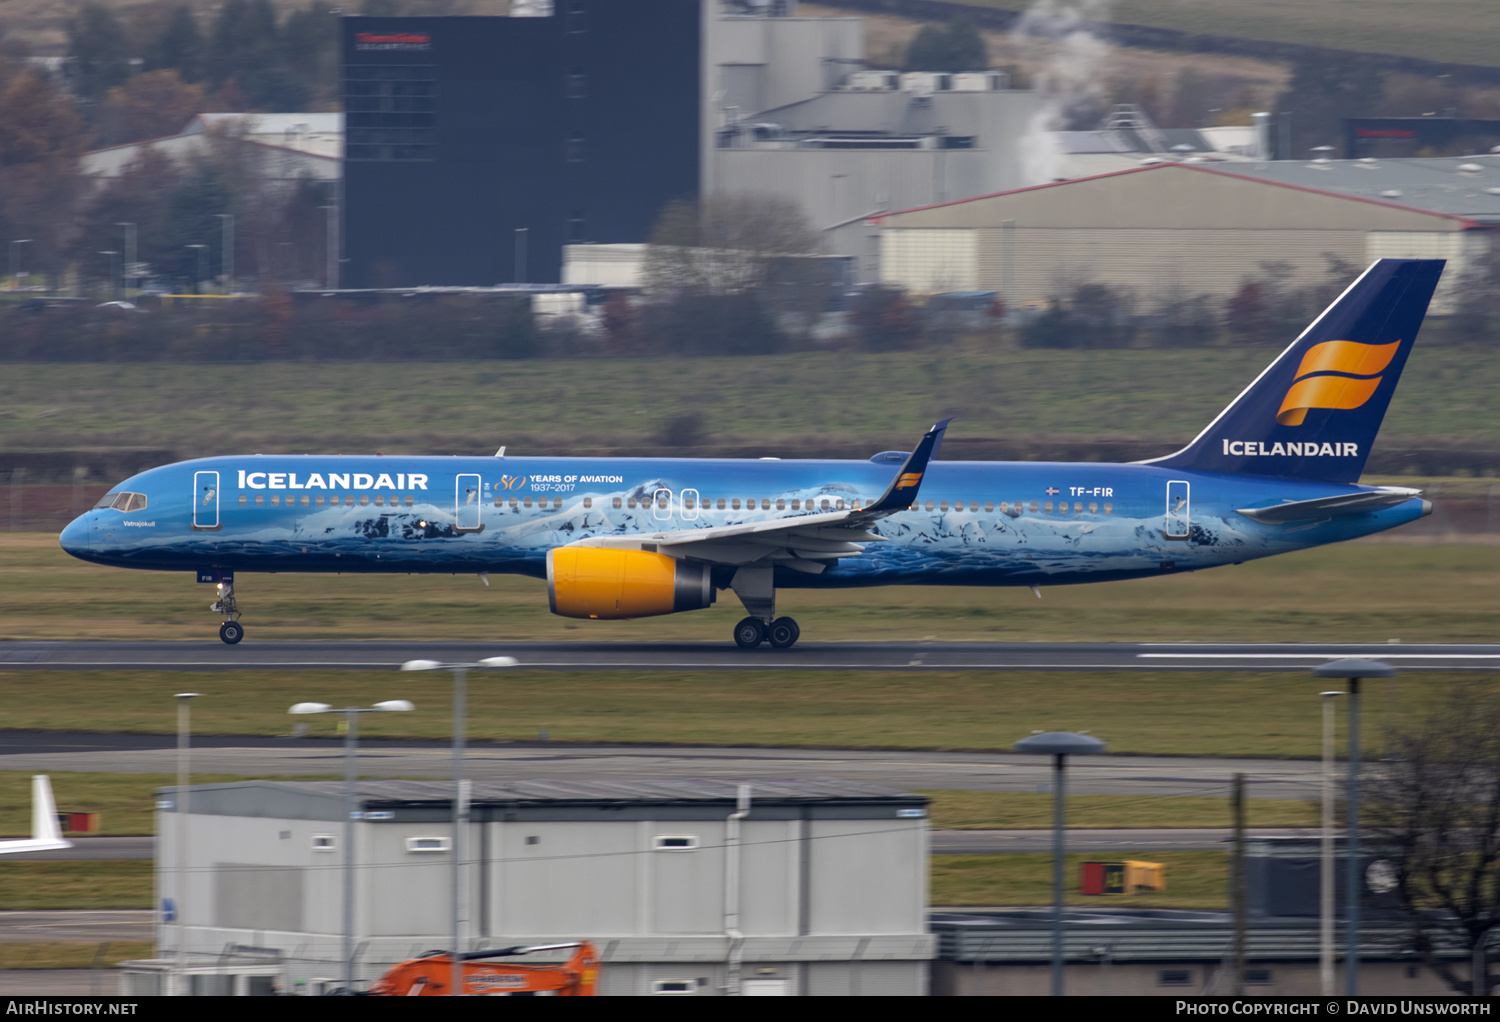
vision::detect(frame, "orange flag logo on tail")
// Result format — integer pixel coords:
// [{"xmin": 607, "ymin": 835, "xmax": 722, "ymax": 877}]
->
[{"xmin": 1275, "ymin": 339, "xmax": 1401, "ymax": 426}]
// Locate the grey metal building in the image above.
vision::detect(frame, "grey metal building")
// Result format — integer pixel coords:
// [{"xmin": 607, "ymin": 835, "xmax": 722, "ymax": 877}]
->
[
  {"xmin": 702, "ymin": 2, "xmax": 1038, "ymax": 281},
  {"xmin": 876, "ymin": 157, "xmax": 1500, "ymax": 313},
  {"xmin": 931, "ymin": 909, "xmax": 1466, "ymax": 996},
  {"xmin": 150, "ymin": 778, "xmax": 932, "ymax": 996}
]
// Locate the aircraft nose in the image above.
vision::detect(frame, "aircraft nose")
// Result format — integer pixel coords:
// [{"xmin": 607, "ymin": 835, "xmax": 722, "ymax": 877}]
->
[{"xmin": 58, "ymin": 515, "xmax": 92, "ymax": 557}]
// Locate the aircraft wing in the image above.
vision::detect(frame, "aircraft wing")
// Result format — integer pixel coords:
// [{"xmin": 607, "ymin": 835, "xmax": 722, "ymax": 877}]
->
[
  {"xmin": 567, "ymin": 419, "xmax": 950, "ymax": 572},
  {"xmin": 1235, "ymin": 486, "xmax": 1423, "ymax": 524},
  {"xmin": 0, "ymin": 776, "xmax": 72, "ymax": 855}
]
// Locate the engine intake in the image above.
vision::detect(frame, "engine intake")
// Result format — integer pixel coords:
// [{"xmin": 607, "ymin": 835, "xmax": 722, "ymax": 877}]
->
[{"xmin": 547, "ymin": 546, "xmax": 714, "ymax": 620}]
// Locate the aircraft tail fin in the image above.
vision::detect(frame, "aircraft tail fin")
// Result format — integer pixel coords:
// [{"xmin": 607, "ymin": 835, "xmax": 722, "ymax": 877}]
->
[
  {"xmin": 1145, "ymin": 258, "xmax": 1444, "ymax": 484},
  {"xmin": 31, "ymin": 775, "xmax": 64, "ymax": 846}
]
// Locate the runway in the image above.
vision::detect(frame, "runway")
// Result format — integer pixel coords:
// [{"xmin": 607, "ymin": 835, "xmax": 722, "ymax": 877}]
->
[{"xmin": 2, "ymin": 639, "xmax": 1497, "ymax": 671}]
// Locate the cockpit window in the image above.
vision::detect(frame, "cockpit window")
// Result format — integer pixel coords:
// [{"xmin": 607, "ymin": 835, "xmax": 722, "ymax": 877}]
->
[{"xmin": 96, "ymin": 492, "xmax": 147, "ymax": 512}]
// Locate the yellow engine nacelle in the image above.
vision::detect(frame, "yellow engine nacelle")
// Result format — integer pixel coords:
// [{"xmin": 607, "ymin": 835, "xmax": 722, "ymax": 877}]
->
[{"xmin": 547, "ymin": 546, "xmax": 714, "ymax": 620}]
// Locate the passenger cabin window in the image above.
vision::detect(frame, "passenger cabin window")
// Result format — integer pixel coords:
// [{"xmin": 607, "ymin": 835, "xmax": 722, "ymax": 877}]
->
[
  {"xmin": 940, "ymin": 501, "xmax": 949, "ymax": 512},
  {"xmin": 239, "ymin": 495, "xmax": 247, "ymax": 506},
  {"xmin": 583, "ymin": 497, "xmax": 593, "ymax": 509},
  {"xmin": 925, "ymin": 500, "xmax": 934, "ymax": 512},
  {"xmin": 1089, "ymin": 502, "xmax": 1098, "ymax": 514},
  {"xmin": 524, "ymin": 496, "xmax": 533, "ymax": 508},
  {"xmin": 984, "ymin": 502, "xmax": 994, "ymax": 513},
  {"xmin": 255, "ymin": 495, "xmax": 264, "ymax": 506},
  {"xmin": 359, "ymin": 495, "xmax": 370, "ymax": 507},
  {"xmin": 776, "ymin": 498, "xmax": 785, "ymax": 510},
  {"xmin": 790, "ymin": 499, "xmax": 799, "ymax": 510},
  {"xmin": 836, "ymin": 499, "xmax": 845, "ymax": 509},
  {"xmin": 612, "ymin": 497, "xmax": 622, "ymax": 509},
  {"xmin": 1029, "ymin": 501, "xmax": 1038, "ymax": 513},
  {"xmin": 1104, "ymin": 503, "xmax": 1113, "ymax": 514},
  {"xmin": 271, "ymin": 495, "xmax": 280, "ymax": 507},
  {"xmin": 301, "ymin": 495, "xmax": 310, "ymax": 507},
  {"xmin": 554, "ymin": 497, "xmax": 563, "ymax": 509},
  {"xmin": 404, "ymin": 496, "xmax": 413, "ymax": 508},
  {"xmin": 1043, "ymin": 502, "xmax": 1053, "ymax": 513},
  {"xmin": 374, "ymin": 495, "xmax": 384, "ymax": 507},
  {"xmin": 731, "ymin": 499, "xmax": 741, "ymax": 510},
  {"xmin": 316, "ymin": 495, "xmax": 325, "ymax": 506},
  {"xmin": 510, "ymin": 497, "xmax": 519, "ymax": 509},
  {"xmin": 717, "ymin": 498, "xmax": 726, "ymax": 510}
]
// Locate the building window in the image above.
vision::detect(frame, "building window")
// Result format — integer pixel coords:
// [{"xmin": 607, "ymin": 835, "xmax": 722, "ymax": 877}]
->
[
  {"xmin": 344, "ymin": 64, "xmax": 437, "ymax": 162},
  {"xmin": 566, "ymin": 133, "xmax": 584, "ymax": 163},
  {"xmin": 566, "ymin": 69, "xmax": 587, "ymax": 100},
  {"xmin": 653, "ymin": 835, "xmax": 699, "ymax": 850},
  {"xmin": 311, "ymin": 835, "xmax": 336, "ymax": 851},
  {"xmin": 1158, "ymin": 970, "xmax": 1192, "ymax": 986},
  {"xmin": 565, "ymin": 0, "xmax": 587, "ymax": 33},
  {"xmin": 405, "ymin": 836, "xmax": 451, "ymax": 853},
  {"xmin": 651, "ymin": 979, "xmax": 695, "ymax": 995}
]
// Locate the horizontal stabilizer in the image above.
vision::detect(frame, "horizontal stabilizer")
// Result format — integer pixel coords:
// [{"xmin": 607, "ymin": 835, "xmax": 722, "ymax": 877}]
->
[{"xmin": 1236, "ymin": 487, "xmax": 1422, "ymax": 524}]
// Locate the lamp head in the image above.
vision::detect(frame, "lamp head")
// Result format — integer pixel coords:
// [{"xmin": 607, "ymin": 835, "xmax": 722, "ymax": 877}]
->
[
  {"xmin": 400, "ymin": 659, "xmax": 442, "ymax": 672},
  {"xmin": 480, "ymin": 656, "xmax": 519, "ymax": 668},
  {"xmin": 373, "ymin": 700, "xmax": 415, "ymax": 713},
  {"xmin": 289, "ymin": 702, "xmax": 332, "ymax": 715}
]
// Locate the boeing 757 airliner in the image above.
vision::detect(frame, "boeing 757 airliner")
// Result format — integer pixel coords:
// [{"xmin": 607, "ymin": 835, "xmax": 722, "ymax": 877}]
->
[{"xmin": 61, "ymin": 259, "xmax": 1443, "ymax": 648}]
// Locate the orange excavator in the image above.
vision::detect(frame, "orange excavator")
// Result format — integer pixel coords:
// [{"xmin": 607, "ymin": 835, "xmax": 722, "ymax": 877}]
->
[{"xmin": 367, "ymin": 942, "xmax": 599, "ymax": 996}]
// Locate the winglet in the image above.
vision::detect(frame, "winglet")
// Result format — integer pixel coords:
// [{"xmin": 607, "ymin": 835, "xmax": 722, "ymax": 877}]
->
[
  {"xmin": 863, "ymin": 419, "xmax": 951, "ymax": 515},
  {"xmin": 31, "ymin": 776, "xmax": 66, "ymax": 847}
]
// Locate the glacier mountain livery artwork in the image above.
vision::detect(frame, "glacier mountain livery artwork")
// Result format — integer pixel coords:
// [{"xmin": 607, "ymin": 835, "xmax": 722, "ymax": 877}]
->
[{"xmin": 61, "ymin": 259, "xmax": 1443, "ymax": 649}]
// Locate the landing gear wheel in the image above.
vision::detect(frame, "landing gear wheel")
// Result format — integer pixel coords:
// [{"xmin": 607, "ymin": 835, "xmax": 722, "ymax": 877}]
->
[
  {"xmin": 219, "ymin": 620, "xmax": 244, "ymax": 645},
  {"xmin": 768, "ymin": 617, "xmax": 800, "ymax": 649},
  {"xmin": 733, "ymin": 617, "xmax": 767, "ymax": 649}
]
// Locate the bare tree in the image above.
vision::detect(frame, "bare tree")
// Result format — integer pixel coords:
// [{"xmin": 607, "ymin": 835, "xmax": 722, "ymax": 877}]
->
[{"xmin": 1366, "ymin": 679, "xmax": 1500, "ymax": 995}]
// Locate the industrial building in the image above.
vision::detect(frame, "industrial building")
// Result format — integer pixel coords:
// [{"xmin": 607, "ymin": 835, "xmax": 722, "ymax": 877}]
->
[
  {"xmin": 137, "ymin": 778, "xmax": 932, "ymax": 996},
  {"xmin": 80, "ymin": 113, "xmax": 342, "ymax": 187},
  {"xmin": 342, "ymin": 1, "xmax": 1038, "ymax": 288},
  {"xmin": 876, "ymin": 157, "xmax": 1500, "ymax": 312},
  {"xmin": 341, "ymin": 2, "xmax": 702, "ymax": 288},
  {"xmin": 931, "ymin": 909, "xmax": 1464, "ymax": 996}
]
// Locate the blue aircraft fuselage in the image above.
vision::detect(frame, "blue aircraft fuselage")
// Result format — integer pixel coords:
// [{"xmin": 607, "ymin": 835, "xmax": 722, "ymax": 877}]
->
[{"xmin": 59, "ymin": 453, "xmax": 1429, "ymax": 588}]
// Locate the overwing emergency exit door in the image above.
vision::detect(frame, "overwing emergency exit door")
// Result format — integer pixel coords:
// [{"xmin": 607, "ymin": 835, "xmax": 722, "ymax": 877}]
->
[
  {"xmin": 1164, "ymin": 480, "xmax": 1190, "ymax": 540},
  {"xmin": 455, "ymin": 474, "xmax": 482, "ymax": 532},
  {"xmin": 192, "ymin": 471, "xmax": 220, "ymax": 531}
]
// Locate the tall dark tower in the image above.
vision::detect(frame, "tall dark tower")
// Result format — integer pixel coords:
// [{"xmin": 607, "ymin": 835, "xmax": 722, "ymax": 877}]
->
[{"xmin": 342, "ymin": 2, "xmax": 701, "ymax": 287}]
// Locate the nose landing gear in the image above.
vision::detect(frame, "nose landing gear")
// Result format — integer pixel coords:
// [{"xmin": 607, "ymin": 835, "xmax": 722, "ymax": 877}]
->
[{"xmin": 210, "ymin": 582, "xmax": 244, "ymax": 644}]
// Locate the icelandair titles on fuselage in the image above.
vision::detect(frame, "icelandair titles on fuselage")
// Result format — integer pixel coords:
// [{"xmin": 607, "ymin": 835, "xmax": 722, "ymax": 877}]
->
[
  {"xmin": 237, "ymin": 470, "xmax": 430, "ymax": 491},
  {"xmin": 1222, "ymin": 440, "xmax": 1358, "ymax": 458}
]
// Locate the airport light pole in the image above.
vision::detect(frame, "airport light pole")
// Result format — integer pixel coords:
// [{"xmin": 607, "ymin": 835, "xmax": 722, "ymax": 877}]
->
[
  {"xmin": 186, "ymin": 244, "xmax": 207, "ymax": 294},
  {"xmin": 9, "ymin": 239, "xmax": 31, "ymax": 284},
  {"xmin": 173, "ymin": 692, "xmax": 199, "ymax": 997},
  {"xmin": 1313, "ymin": 659, "xmax": 1395, "ymax": 996},
  {"xmin": 289, "ymin": 699, "xmax": 415, "ymax": 992},
  {"xmin": 400, "ymin": 656, "xmax": 519, "ymax": 995},
  {"xmin": 215, "ymin": 214, "xmax": 233, "ymax": 292},
  {"xmin": 1015, "ymin": 731, "xmax": 1106, "ymax": 997},
  {"xmin": 1319, "ymin": 689, "xmax": 1345, "ymax": 995},
  {"xmin": 319, "ymin": 205, "xmax": 338, "ymax": 290},
  {"xmin": 98, "ymin": 251, "xmax": 119, "ymax": 300},
  {"xmin": 115, "ymin": 223, "xmax": 135, "ymax": 295}
]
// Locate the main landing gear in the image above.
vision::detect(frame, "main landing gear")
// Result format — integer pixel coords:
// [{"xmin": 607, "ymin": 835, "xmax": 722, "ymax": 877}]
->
[
  {"xmin": 211, "ymin": 582, "xmax": 244, "ymax": 645},
  {"xmin": 733, "ymin": 616, "xmax": 800, "ymax": 650}
]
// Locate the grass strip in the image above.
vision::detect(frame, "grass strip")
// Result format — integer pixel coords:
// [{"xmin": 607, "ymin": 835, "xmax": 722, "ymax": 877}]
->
[
  {"xmin": 0, "ymin": 942, "xmax": 155, "ymax": 970},
  {"xmin": 5, "ymin": 535, "xmax": 1500, "ymax": 643},
  {"xmin": 931, "ymin": 850, "xmax": 1228, "ymax": 909},
  {"xmin": 0, "ymin": 862, "xmax": 152, "ymax": 910},
  {"xmin": 0, "ymin": 666, "xmax": 1451, "ymax": 759}
]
